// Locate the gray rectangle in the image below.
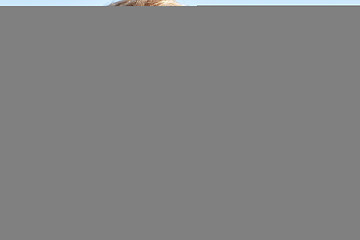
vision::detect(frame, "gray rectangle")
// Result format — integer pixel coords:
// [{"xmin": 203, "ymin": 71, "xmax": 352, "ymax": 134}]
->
[{"xmin": 0, "ymin": 7, "xmax": 359, "ymax": 240}]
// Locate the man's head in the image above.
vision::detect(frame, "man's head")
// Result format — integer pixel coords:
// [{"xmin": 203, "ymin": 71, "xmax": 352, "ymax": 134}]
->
[{"xmin": 109, "ymin": 0, "xmax": 183, "ymax": 6}]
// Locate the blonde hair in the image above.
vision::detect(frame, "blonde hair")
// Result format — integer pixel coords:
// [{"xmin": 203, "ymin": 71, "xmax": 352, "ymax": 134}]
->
[{"xmin": 109, "ymin": 0, "xmax": 183, "ymax": 6}]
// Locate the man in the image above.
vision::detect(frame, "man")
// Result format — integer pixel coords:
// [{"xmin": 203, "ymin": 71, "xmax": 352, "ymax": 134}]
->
[{"xmin": 109, "ymin": 0, "xmax": 183, "ymax": 6}]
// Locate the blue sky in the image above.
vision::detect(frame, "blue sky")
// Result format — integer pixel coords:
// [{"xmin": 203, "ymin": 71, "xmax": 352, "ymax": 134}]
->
[{"xmin": 1, "ymin": 0, "xmax": 359, "ymax": 5}]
